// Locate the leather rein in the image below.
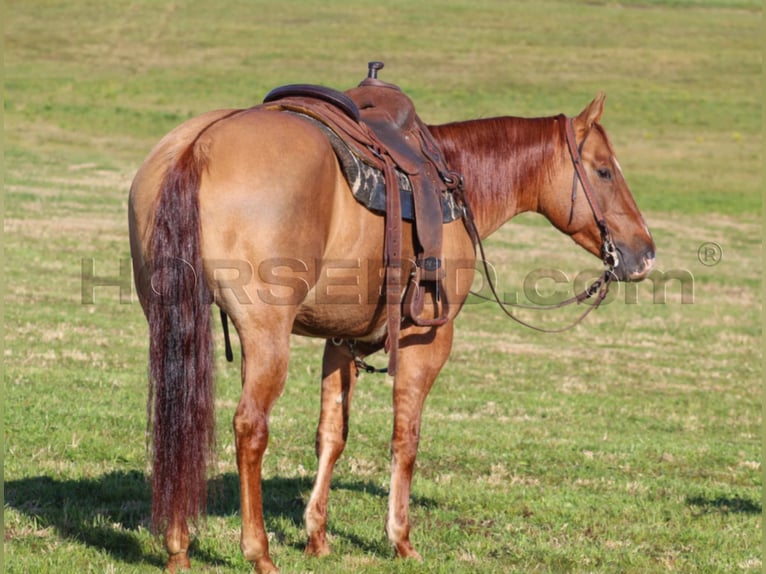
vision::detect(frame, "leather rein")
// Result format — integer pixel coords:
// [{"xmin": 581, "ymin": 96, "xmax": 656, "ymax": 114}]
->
[{"xmin": 459, "ymin": 115, "xmax": 619, "ymax": 333}]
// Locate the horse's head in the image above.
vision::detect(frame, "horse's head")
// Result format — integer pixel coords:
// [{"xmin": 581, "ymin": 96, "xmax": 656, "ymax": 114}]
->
[{"xmin": 540, "ymin": 93, "xmax": 655, "ymax": 282}]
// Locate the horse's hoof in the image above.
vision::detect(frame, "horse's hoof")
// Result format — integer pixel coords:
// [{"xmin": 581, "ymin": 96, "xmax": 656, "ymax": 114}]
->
[
  {"xmin": 253, "ymin": 557, "xmax": 280, "ymax": 574},
  {"xmin": 305, "ymin": 533, "xmax": 332, "ymax": 557},
  {"xmin": 395, "ymin": 543, "xmax": 423, "ymax": 561},
  {"xmin": 166, "ymin": 551, "xmax": 191, "ymax": 572}
]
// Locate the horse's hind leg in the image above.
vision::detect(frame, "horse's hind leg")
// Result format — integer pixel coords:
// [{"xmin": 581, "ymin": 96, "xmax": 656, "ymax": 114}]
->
[
  {"xmin": 304, "ymin": 340, "xmax": 358, "ymax": 557},
  {"xmin": 164, "ymin": 517, "xmax": 190, "ymax": 571},
  {"xmin": 234, "ymin": 323, "xmax": 291, "ymax": 574}
]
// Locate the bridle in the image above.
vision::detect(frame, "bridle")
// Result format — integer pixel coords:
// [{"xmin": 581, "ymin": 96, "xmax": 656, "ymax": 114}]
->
[
  {"xmin": 563, "ymin": 115, "xmax": 620, "ymax": 272},
  {"xmin": 459, "ymin": 115, "xmax": 619, "ymax": 333}
]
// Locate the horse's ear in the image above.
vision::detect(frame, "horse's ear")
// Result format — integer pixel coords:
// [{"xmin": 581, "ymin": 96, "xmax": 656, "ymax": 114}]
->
[{"xmin": 574, "ymin": 92, "xmax": 606, "ymax": 139}]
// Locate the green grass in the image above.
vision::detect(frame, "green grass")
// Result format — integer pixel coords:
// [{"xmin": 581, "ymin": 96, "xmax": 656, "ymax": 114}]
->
[{"xmin": 3, "ymin": 0, "xmax": 761, "ymax": 572}]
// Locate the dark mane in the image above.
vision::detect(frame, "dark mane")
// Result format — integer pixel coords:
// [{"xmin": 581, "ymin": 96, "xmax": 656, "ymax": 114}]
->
[{"xmin": 429, "ymin": 115, "xmax": 564, "ymax": 222}]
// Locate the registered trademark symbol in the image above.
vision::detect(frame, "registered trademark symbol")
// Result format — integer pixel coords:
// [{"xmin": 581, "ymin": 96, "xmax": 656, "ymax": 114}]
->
[{"xmin": 697, "ymin": 242, "xmax": 723, "ymax": 266}]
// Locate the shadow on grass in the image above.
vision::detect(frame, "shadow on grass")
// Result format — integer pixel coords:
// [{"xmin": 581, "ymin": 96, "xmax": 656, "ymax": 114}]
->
[
  {"xmin": 5, "ymin": 470, "xmax": 434, "ymax": 567},
  {"xmin": 686, "ymin": 494, "xmax": 762, "ymax": 515}
]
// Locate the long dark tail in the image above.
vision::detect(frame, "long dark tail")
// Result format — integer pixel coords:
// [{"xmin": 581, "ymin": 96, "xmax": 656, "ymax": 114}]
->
[{"xmin": 147, "ymin": 136, "xmax": 216, "ymax": 532}]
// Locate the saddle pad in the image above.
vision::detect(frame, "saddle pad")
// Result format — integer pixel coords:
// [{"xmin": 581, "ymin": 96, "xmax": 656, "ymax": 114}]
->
[{"xmin": 292, "ymin": 112, "xmax": 462, "ymax": 223}]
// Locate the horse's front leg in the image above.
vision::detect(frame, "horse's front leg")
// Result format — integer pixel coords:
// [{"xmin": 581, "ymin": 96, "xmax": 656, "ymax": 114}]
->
[
  {"xmin": 386, "ymin": 321, "xmax": 454, "ymax": 559},
  {"xmin": 304, "ymin": 339, "xmax": 359, "ymax": 557}
]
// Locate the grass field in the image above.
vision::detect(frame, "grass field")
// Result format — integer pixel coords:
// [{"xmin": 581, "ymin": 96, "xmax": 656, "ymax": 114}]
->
[{"xmin": 3, "ymin": 1, "xmax": 762, "ymax": 572}]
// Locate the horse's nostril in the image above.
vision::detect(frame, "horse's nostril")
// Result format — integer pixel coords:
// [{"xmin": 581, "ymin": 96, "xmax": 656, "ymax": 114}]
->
[{"xmin": 629, "ymin": 252, "xmax": 655, "ymax": 281}]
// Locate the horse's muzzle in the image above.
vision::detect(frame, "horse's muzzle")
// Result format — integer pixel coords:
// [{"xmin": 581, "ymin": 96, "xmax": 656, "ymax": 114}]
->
[{"xmin": 614, "ymin": 244, "xmax": 655, "ymax": 282}]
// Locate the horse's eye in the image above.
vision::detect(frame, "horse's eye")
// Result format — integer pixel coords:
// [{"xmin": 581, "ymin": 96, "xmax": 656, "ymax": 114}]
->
[{"xmin": 597, "ymin": 168, "xmax": 612, "ymax": 181}]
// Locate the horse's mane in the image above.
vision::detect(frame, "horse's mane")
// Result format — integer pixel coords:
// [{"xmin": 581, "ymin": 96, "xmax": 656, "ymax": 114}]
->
[{"xmin": 429, "ymin": 115, "xmax": 563, "ymax": 220}]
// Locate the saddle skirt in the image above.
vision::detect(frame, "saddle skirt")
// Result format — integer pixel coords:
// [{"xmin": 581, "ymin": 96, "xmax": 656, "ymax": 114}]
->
[{"xmin": 294, "ymin": 112, "xmax": 462, "ymax": 223}]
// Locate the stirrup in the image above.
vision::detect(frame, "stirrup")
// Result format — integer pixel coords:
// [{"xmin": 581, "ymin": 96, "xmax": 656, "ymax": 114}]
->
[{"xmin": 404, "ymin": 266, "xmax": 449, "ymax": 327}]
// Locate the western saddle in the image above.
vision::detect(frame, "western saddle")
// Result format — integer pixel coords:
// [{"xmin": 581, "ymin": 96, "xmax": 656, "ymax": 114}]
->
[{"xmin": 262, "ymin": 62, "xmax": 464, "ymax": 374}]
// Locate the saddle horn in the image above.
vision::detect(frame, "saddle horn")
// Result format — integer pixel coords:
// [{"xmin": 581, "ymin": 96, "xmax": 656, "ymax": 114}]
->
[{"xmin": 367, "ymin": 61, "xmax": 384, "ymax": 79}]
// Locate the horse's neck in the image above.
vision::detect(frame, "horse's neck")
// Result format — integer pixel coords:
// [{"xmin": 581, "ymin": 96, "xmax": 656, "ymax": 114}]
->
[{"xmin": 430, "ymin": 115, "xmax": 564, "ymax": 238}]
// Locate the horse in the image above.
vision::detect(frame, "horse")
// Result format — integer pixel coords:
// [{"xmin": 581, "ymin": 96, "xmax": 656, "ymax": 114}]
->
[{"xmin": 128, "ymin": 90, "xmax": 655, "ymax": 572}]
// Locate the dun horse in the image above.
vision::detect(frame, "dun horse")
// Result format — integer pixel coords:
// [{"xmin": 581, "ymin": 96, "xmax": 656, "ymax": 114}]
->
[{"xmin": 129, "ymin": 75, "xmax": 654, "ymax": 572}]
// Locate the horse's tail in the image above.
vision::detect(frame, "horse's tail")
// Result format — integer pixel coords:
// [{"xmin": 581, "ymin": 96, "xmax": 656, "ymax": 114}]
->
[{"xmin": 146, "ymin": 134, "xmax": 216, "ymax": 532}]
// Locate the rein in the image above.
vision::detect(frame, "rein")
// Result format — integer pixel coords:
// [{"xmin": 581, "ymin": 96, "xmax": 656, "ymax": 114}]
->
[{"xmin": 458, "ymin": 116, "xmax": 618, "ymax": 333}]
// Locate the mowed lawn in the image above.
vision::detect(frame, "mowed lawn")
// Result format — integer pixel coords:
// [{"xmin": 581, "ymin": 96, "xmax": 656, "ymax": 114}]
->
[{"xmin": 3, "ymin": 1, "xmax": 761, "ymax": 573}]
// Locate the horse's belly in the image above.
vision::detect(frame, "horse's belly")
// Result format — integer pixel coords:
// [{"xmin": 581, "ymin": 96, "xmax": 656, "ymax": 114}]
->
[
  {"xmin": 292, "ymin": 306, "xmax": 387, "ymax": 340},
  {"xmin": 293, "ymin": 296, "xmax": 386, "ymax": 340}
]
